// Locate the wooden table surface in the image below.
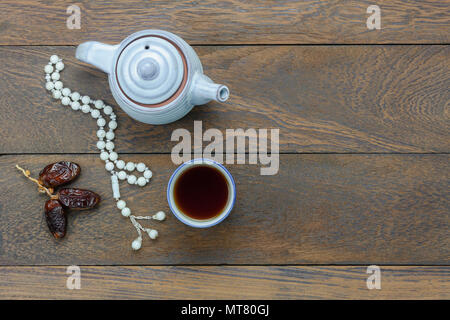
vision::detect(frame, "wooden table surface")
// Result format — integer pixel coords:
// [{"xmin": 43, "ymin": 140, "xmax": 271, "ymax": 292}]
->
[{"xmin": 0, "ymin": 0, "xmax": 448, "ymax": 299}]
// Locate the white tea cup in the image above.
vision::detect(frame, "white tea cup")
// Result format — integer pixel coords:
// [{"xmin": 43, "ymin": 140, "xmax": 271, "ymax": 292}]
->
[{"xmin": 167, "ymin": 158, "xmax": 236, "ymax": 228}]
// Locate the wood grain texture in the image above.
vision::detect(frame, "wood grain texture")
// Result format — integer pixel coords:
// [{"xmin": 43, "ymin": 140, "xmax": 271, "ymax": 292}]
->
[
  {"xmin": 0, "ymin": 1, "xmax": 449, "ymax": 45},
  {"xmin": 0, "ymin": 266, "xmax": 448, "ymax": 299},
  {"xmin": 0, "ymin": 45, "xmax": 449, "ymax": 154},
  {"xmin": 1, "ymin": 0, "xmax": 448, "ymax": 300},
  {"xmin": 0, "ymin": 154, "xmax": 448, "ymax": 265}
]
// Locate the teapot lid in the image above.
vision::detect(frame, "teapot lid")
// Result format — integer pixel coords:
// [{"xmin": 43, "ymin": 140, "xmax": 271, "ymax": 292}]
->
[{"xmin": 116, "ymin": 36, "xmax": 185, "ymax": 105}]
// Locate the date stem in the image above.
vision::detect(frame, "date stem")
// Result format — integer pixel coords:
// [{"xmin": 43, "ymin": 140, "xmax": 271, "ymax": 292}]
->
[{"xmin": 15, "ymin": 164, "xmax": 58, "ymax": 199}]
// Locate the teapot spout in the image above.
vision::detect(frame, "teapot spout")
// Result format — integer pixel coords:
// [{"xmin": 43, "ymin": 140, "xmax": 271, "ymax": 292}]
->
[
  {"xmin": 75, "ymin": 41, "xmax": 118, "ymax": 74},
  {"xmin": 191, "ymin": 74, "xmax": 230, "ymax": 106}
]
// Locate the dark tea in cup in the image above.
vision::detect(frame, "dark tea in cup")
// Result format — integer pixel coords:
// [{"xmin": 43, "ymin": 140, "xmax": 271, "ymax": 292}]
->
[
  {"xmin": 167, "ymin": 159, "xmax": 236, "ymax": 228},
  {"xmin": 174, "ymin": 165, "xmax": 229, "ymax": 220}
]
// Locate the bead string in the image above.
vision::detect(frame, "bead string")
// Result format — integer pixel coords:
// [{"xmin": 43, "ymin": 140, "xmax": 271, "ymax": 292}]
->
[{"xmin": 44, "ymin": 55, "xmax": 165, "ymax": 250}]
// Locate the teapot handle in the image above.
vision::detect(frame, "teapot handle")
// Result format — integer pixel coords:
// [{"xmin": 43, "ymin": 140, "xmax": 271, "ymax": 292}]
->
[{"xmin": 76, "ymin": 41, "xmax": 118, "ymax": 74}]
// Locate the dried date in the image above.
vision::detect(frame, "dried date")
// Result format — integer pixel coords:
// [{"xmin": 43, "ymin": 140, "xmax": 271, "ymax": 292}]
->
[
  {"xmin": 58, "ymin": 188, "xmax": 100, "ymax": 210},
  {"xmin": 45, "ymin": 199, "xmax": 67, "ymax": 239},
  {"xmin": 17, "ymin": 162, "xmax": 101, "ymax": 241},
  {"xmin": 39, "ymin": 161, "xmax": 80, "ymax": 188}
]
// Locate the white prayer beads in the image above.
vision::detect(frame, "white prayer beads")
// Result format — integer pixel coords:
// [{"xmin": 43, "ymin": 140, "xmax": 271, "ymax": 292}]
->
[{"xmin": 44, "ymin": 55, "xmax": 165, "ymax": 250}]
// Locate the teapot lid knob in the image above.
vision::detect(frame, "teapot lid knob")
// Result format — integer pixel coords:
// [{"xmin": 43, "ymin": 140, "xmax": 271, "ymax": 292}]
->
[
  {"xmin": 116, "ymin": 36, "xmax": 185, "ymax": 105},
  {"xmin": 137, "ymin": 58, "xmax": 160, "ymax": 81}
]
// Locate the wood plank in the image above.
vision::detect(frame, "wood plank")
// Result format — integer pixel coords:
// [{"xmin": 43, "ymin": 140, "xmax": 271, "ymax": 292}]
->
[
  {"xmin": 0, "ymin": 45, "xmax": 449, "ymax": 154},
  {"xmin": 0, "ymin": 154, "xmax": 448, "ymax": 265},
  {"xmin": 0, "ymin": 266, "xmax": 448, "ymax": 299},
  {"xmin": 0, "ymin": 1, "xmax": 449, "ymax": 45}
]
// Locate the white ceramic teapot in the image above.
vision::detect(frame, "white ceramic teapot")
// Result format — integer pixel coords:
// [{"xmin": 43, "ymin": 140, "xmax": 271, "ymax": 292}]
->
[{"xmin": 75, "ymin": 30, "xmax": 229, "ymax": 124}]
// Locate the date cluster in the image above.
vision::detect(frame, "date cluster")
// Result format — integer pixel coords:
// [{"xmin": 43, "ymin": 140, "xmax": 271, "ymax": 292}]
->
[{"xmin": 39, "ymin": 161, "xmax": 100, "ymax": 239}]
